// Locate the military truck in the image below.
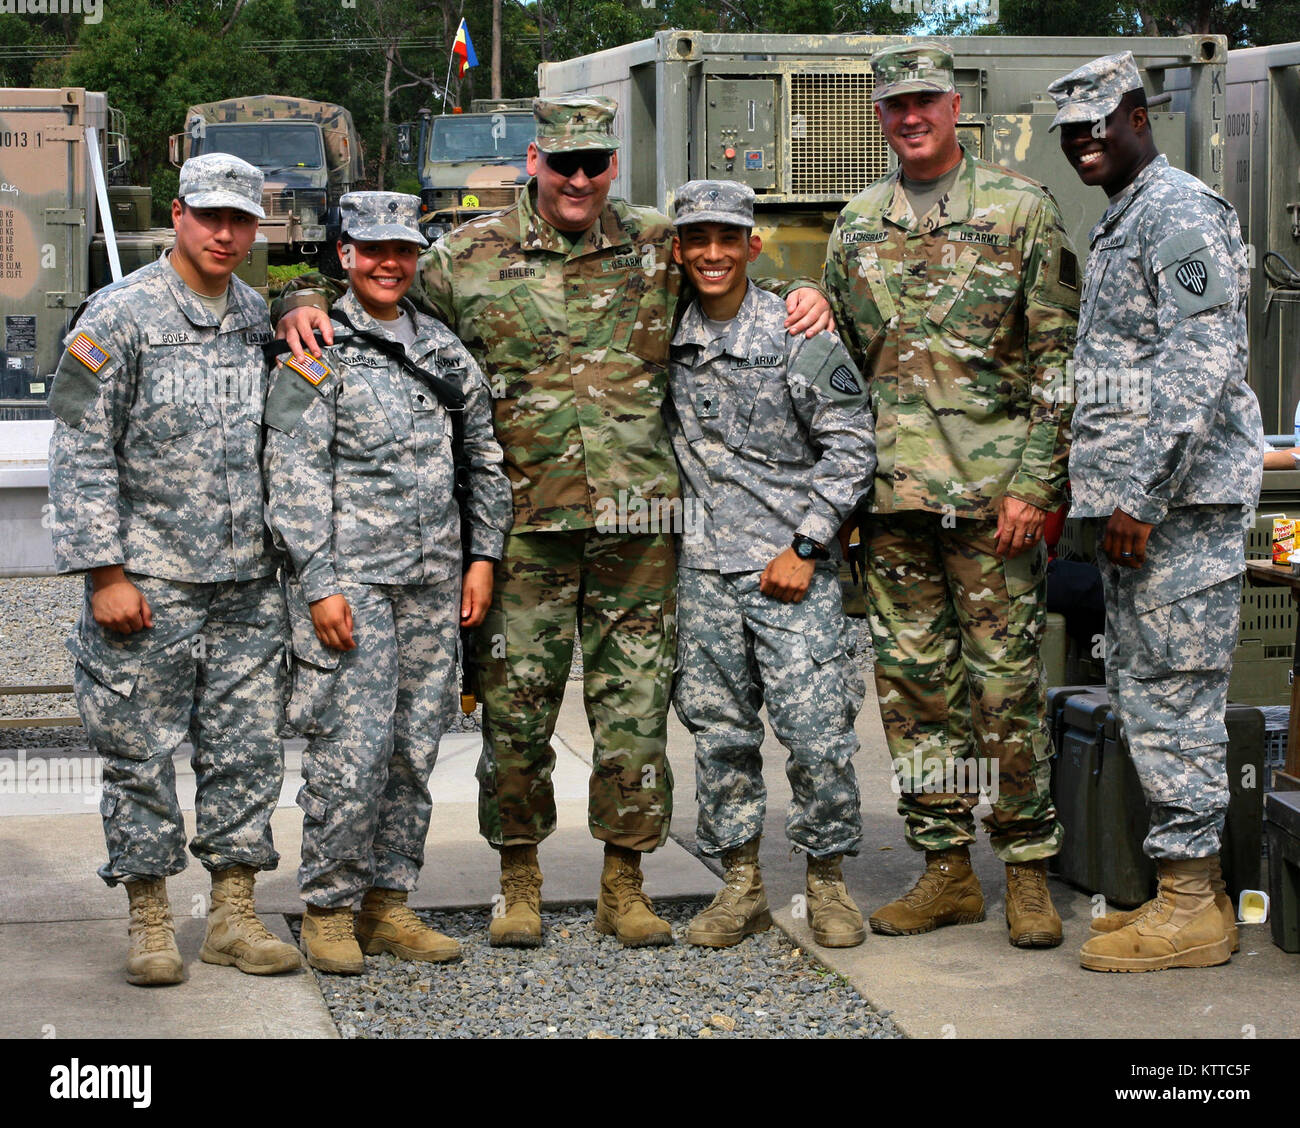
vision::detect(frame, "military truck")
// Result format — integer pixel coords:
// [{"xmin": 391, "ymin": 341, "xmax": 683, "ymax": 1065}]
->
[
  {"xmin": 170, "ymin": 96, "xmax": 364, "ymax": 263},
  {"xmin": 0, "ymin": 87, "xmax": 131, "ymax": 422},
  {"xmin": 401, "ymin": 103, "xmax": 533, "ymax": 238}
]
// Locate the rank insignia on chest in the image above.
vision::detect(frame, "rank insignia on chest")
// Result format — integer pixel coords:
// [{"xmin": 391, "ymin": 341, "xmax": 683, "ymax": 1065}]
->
[
  {"xmin": 285, "ymin": 353, "xmax": 331, "ymax": 386},
  {"xmin": 68, "ymin": 333, "xmax": 110, "ymax": 373},
  {"xmin": 1175, "ymin": 259, "xmax": 1208, "ymax": 296}
]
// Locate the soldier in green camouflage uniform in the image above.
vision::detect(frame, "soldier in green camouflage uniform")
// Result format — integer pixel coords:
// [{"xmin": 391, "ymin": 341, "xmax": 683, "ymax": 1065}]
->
[
  {"xmin": 824, "ymin": 44, "xmax": 1080, "ymax": 947},
  {"xmin": 46, "ymin": 154, "xmax": 300, "ymax": 985},
  {"xmin": 274, "ymin": 97, "xmax": 833, "ymax": 948}
]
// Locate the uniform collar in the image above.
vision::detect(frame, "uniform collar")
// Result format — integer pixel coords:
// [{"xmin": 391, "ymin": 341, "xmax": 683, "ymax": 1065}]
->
[
  {"xmin": 516, "ymin": 179, "xmax": 631, "ymax": 257},
  {"xmin": 1091, "ymin": 154, "xmax": 1170, "ymax": 243},
  {"xmin": 672, "ymin": 281, "xmax": 771, "ymax": 366},
  {"xmin": 335, "ymin": 287, "xmax": 448, "ymax": 369},
  {"xmin": 882, "ymin": 145, "xmax": 975, "ymax": 234},
  {"xmin": 159, "ymin": 252, "xmax": 263, "ymax": 332}
]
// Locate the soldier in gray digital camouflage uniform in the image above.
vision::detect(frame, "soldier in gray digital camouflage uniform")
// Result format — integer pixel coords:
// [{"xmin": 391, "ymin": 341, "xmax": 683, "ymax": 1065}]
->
[
  {"xmin": 666, "ymin": 181, "xmax": 877, "ymax": 949},
  {"xmin": 46, "ymin": 153, "xmax": 301, "ymax": 986},
  {"xmin": 1050, "ymin": 52, "xmax": 1264, "ymax": 972},
  {"xmin": 263, "ymin": 192, "xmax": 511, "ymax": 975}
]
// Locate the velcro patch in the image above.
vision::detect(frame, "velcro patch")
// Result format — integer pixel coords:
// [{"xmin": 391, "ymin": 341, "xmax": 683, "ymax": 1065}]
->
[
  {"xmin": 67, "ymin": 333, "xmax": 109, "ymax": 373},
  {"xmin": 829, "ymin": 366, "xmax": 861, "ymax": 396},
  {"xmin": 1058, "ymin": 248, "xmax": 1079, "ymax": 290},
  {"xmin": 285, "ymin": 354, "xmax": 331, "ymax": 387},
  {"xmin": 1175, "ymin": 259, "xmax": 1208, "ymax": 296}
]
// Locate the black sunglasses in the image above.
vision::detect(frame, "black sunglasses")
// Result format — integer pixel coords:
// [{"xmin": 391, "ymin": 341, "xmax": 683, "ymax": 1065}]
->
[{"xmin": 543, "ymin": 150, "xmax": 612, "ymax": 179}]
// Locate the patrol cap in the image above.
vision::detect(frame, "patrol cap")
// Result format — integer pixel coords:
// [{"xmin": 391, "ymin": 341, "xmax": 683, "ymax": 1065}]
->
[
  {"xmin": 870, "ymin": 43, "xmax": 956, "ymax": 103},
  {"xmin": 672, "ymin": 180, "xmax": 755, "ymax": 229},
  {"xmin": 179, "ymin": 153, "xmax": 265, "ymax": 218},
  {"xmin": 1047, "ymin": 52, "xmax": 1144, "ymax": 131},
  {"xmin": 339, "ymin": 191, "xmax": 429, "ymax": 247},
  {"xmin": 533, "ymin": 95, "xmax": 620, "ymax": 153}
]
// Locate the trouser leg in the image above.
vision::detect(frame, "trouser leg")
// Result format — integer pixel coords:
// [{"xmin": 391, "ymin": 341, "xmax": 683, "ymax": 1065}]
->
[
  {"xmin": 293, "ymin": 583, "xmax": 398, "ymax": 908},
  {"xmin": 942, "ymin": 519, "xmax": 1061, "ymax": 863},
  {"xmin": 745, "ymin": 566, "xmax": 863, "ymax": 858},
  {"xmin": 1097, "ymin": 507, "xmax": 1241, "ymax": 860},
  {"xmin": 476, "ymin": 531, "xmax": 580, "ymax": 846},
  {"xmin": 189, "ymin": 575, "xmax": 286, "ymax": 872},
  {"xmin": 580, "ymin": 530, "xmax": 676, "ymax": 851},
  {"xmin": 373, "ymin": 578, "xmax": 461, "ymax": 890},
  {"xmin": 867, "ymin": 512, "xmax": 979, "ymax": 851},
  {"xmin": 673, "ymin": 567, "xmax": 765, "ymax": 857}
]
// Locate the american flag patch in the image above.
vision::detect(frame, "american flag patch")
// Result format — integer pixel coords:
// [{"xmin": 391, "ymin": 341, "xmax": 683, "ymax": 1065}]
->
[
  {"xmin": 285, "ymin": 354, "xmax": 331, "ymax": 387},
  {"xmin": 68, "ymin": 333, "xmax": 110, "ymax": 373}
]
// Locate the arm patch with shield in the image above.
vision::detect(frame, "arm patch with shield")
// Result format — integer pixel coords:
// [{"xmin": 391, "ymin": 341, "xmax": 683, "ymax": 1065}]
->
[
  {"xmin": 800, "ymin": 332, "xmax": 868, "ymax": 407},
  {"xmin": 1154, "ymin": 230, "xmax": 1230, "ymax": 320}
]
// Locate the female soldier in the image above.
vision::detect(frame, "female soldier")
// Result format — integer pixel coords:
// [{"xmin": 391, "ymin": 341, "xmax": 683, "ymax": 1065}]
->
[{"xmin": 264, "ymin": 192, "xmax": 511, "ymax": 974}]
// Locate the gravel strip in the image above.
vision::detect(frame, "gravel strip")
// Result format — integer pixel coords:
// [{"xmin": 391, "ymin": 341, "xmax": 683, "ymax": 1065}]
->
[{"xmin": 290, "ymin": 899, "xmax": 900, "ymax": 1039}]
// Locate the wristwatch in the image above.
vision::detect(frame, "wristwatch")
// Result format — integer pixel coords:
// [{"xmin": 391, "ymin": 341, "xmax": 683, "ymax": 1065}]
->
[{"xmin": 792, "ymin": 534, "xmax": 829, "ymax": 561}]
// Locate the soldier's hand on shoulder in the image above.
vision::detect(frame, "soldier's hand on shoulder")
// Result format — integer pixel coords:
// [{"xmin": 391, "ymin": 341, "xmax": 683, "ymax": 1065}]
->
[
  {"xmin": 760, "ymin": 547, "xmax": 816, "ymax": 603},
  {"xmin": 89, "ymin": 567, "xmax": 152, "ymax": 635},
  {"xmin": 785, "ymin": 287, "xmax": 835, "ymax": 338},
  {"xmin": 309, "ymin": 593, "xmax": 355, "ymax": 651},
  {"xmin": 277, "ymin": 306, "xmax": 335, "ymax": 360}
]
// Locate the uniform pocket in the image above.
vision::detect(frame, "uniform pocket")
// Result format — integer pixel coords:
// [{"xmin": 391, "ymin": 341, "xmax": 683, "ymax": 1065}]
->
[
  {"xmin": 296, "ymin": 783, "xmax": 367, "ymax": 860},
  {"xmin": 1133, "ymin": 576, "xmax": 1241, "ymax": 676},
  {"xmin": 926, "ymin": 246, "xmax": 1016, "ymax": 347},
  {"xmin": 1003, "ymin": 543, "xmax": 1047, "ymax": 600}
]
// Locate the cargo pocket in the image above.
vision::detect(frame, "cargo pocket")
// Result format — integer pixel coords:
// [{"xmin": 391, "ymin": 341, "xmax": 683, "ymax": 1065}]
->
[
  {"xmin": 1003, "ymin": 542, "xmax": 1047, "ymax": 600},
  {"xmin": 66, "ymin": 623, "xmax": 145, "ymax": 758},
  {"xmin": 283, "ymin": 581, "xmax": 343, "ymax": 736},
  {"xmin": 296, "ymin": 783, "xmax": 366, "ymax": 860},
  {"xmin": 1132, "ymin": 574, "xmax": 1241, "ymax": 678}
]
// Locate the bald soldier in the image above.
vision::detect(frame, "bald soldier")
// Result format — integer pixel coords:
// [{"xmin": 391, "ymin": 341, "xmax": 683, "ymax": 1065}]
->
[
  {"xmin": 824, "ymin": 44, "xmax": 1079, "ymax": 948},
  {"xmin": 275, "ymin": 96, "xmax": 832, "ymax": 948},
  {"xmin": 1050, "ymin": 53, "xmax": 1263, "ymax": 973}
]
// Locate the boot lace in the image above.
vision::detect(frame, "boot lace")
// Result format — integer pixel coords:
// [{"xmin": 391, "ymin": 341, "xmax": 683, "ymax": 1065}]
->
[
  {"xmin": 380, "ymin": 901, "xmax": 427, "ymax": 931},
  {"xmin": 899, "ymin": 865, "xmax": 949, "ymax": 909},
  {"xmin": 1008, "ymin": 865, "xmax": 1051, "ymax": 915},
  {"xmin": 501, "ymin": 865, "xmax": 540, "ymax": 908},
  {"xmin": 129, "ymin": 901, "xmax": 175, "ymax": 953},
  {"xmin": 220, "ymin": 875, "xmax": 277, "ymax": 942},
  {"xmin": 808, "ymin": 859, "xmax": 854, "ymax": 909},
  {"xmin": 609, "ymin": 861, "xmax": 652, "ymax": 911},
  {"xmin": 314, "ymin": 910, "xmax": 357, "ymax": 943}
]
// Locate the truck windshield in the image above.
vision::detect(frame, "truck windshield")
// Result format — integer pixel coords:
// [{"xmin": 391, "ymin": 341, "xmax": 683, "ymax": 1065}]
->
[
  {"xmin": 198, "ymin": 123, "xmax": 324, "ymax": 170},
  {"xmin": 429, "ymin": 114, "xmax": 534, "ymax": 161}
]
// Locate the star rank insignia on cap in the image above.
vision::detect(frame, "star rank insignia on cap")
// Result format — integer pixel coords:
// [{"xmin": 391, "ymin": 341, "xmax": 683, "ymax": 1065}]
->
[
  {"xmin": 573, "ymin": 112, "xmax": 585, "ymax": 123},
  {"xmin": 67, "ymin": 332, "xmax": 110, "ymax": 373},
  {"xmin": 285, "ymin": 353, "xmax": 332, "ymax": 387}
]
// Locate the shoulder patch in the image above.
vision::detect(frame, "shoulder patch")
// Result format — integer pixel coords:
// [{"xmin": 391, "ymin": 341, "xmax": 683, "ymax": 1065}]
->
[
  {"xmin": 800, "ymin": 333, "xmax": 868, "ymax": 408},
  {"xmin": 1154, "ymin": 229, "xmax": 1230, "ymax": 320},
  {"xmin": 67, "ymin": 332, "xmax": 110, "ymax": 373},
  {"xmin": 285, "ymin": 353, "xmax": 332, "ymax": 387},
  {"xmin": 264, "ymin": 362, "xmax": 329, "ymax": 435}
]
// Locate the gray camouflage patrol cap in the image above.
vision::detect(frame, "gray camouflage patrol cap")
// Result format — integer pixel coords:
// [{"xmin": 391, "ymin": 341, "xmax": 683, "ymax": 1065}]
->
[
  {"xmin": 179, "ymin": 152, "xmax": 265, "ymax": 218},
  {"xmin": 870, "ymin": 43, "xmax": 956, "ymax": 103},
  {"xmin": 339, "ymin": 191, "xmax": 429, "ymax": 247},
  {"xmin": 672, "ymin": 180, "xmax": 755, "ymax": 229},
  {"xmin": 1047, "ymin": 52, "xmax": 1144, "ymax": 131},
  {"xmin": 533, "ymin": 95, "xmax": 620, "ymax": 153}
]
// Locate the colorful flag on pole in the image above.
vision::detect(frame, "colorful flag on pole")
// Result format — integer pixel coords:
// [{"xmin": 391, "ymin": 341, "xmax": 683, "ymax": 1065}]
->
[{"xmin": 452, "ymin": 19, "xmax": 478, "ymax": 79}]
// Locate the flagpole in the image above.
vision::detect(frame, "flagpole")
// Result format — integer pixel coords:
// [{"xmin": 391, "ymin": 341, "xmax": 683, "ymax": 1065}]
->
[{"xmin": 442, "ymin": 17, "xmax": 461, "ymax": 113}]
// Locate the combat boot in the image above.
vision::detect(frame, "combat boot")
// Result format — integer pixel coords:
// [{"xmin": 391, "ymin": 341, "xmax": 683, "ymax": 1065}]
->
[
  {"xmin": 488, "ymin": 844, "xmax": 543, "ymax": 948},
  {"xmin": 806, "ymin": 854, "xmax": 866, "ymax": 947},
  {"xmin": 124, "ymin": 878, "xmax": 183, "ymax": 986},
  {"xmin": 1004, "ymin": 860, "xmax": 1063, "ymax": 948},
  {"xmin": 1079, "ymin": 857, "xmax": 1232, "ymax": 972},
  {"xmin": 869, "ymin": 846, "xmax": 985, "ymax": 936},
  {"xmin": 594, "ymin": 844, "xmax": 673, "ymax": 947},
  {"xmin": 200, "ymin": 864, "xmax": 302, "ymax": 974},
  {"xmin": 685, "ymin": 838, "xmax": 772, "ymax": 947},
  {"xmin": 300, "ymin": 905, "xmax": 364, "ymax": 975},
  {"xmin": 356, "ymin": 888, "xmax": 461, "ymax": 963},
  {"xmin": 1090, "ymin": 855, "xmax": 1239, "ymax": 953}
]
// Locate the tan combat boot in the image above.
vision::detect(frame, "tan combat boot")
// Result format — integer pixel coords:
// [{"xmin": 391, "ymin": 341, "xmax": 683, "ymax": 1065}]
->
[
  {"xmin": 806, "ymin": 854, "xmax": 866, "ymax": 947},
  {"xmin": 300, "ymin": 905, "xmax": 364, "ymax": 975},
  {"xmin": 124, "ymin": 877, "xmax": 184, "ymax": 986},
  {"xmin": 200, "ymin": 864, "xmax": 302, "ymax": 974},
  {"xmin": 1079, "ymin": 857, "xmax": 1232, "ymax": 972},
  {"xmin": 356, "ymin": 888, "xmax": 461, "ymax": 963},
  {"xmin": 1090, "ymin": 855, "xmax": 1239, "ymax": 953},
  {"xmin": 1004, "ymin": 860, "xmax": 1063, "ymax": 948},
  {"xmin": 869, "ymin": 846, "xmax": 985, "ymax": 936},
  {"xmin": 685, "ymin": 838, "xmax": 772, "ymax": 948},
  {"xmin": 594, "ymin": 844, "xmax": 673, "ymax": 947},
  {"xmin": 488, "ymin": 844, "xmax": 544, "ymax": 949}
]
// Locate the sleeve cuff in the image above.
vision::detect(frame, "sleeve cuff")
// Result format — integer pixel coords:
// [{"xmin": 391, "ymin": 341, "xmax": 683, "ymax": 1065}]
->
[
  {"xmin": 299, "ymin": 562, "xmax": 340, "ymax": 605},
  {"xmin": 1005, "ymin": 475, "xmax": 1063, "ymax": 513},
  {"xmin": 1116, "ymin": 485, "xmax": 1168, "ymax": 526},
  {"xmin": 796, "ymin": 510, "xmax": 839, "ymax": 548},
  {"xmin": 280, "ymin": 290, "xmax": 332, "ymax": 315},
  {"xmin": 470, "ymin": 528, "xmax": 505, "ymax": 560}
]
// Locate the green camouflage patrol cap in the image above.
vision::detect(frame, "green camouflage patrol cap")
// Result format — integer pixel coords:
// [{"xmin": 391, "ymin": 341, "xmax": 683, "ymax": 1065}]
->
[
  {"xmin": 179, "ymin": 152, "xmax": 265, "ymax": 218},
  {"xmin": 533, "ymin": 95, "xmax": 619, "ymax": 153},
  {"xmin": 672, "ymin": 180, "xmax": 755, "ymax": 229},
  {"xmin": 870, "ymin": 43, "xmax": 956, "ymax": 103},
  {"xmin": 1047, "ymin": 52, "xmax": 1143, "ymax": 131},
  {"xmin": 340, "ymin": 191, "xmax": 429, "ymax": 247}
]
